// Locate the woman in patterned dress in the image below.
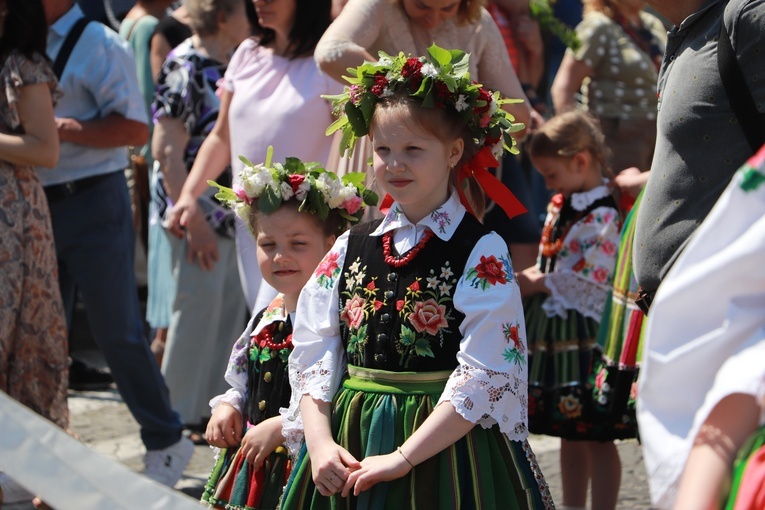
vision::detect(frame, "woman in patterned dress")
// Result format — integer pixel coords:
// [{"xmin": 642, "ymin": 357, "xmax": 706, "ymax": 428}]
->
[{"xmin": 0, "ymin": 0, "xmax": 68, "ymax": 504}]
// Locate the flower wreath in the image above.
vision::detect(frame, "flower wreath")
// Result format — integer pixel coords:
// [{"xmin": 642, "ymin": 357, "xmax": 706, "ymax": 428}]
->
[
  {"xmin": 325, "ymin": 44, "xmax": 525, "ymax": 161},
  {"xmin": 209, "ymin": 146, "xmax": 378, "ymax": 225},
  {"xmin": 325, "ymin": 44, "xmax": 529, "ymax": 220}
]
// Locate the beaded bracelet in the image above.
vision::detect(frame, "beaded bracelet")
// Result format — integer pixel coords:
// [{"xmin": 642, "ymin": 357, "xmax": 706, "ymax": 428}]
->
[{"xmin": 397, "ymin": 446, "xmax": 414, "ymax": 468}]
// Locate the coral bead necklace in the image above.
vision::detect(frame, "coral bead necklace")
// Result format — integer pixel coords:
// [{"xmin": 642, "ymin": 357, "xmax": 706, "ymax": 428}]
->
[
  {"xmin": 382, "ymin": 229, "xmax": 435, "ymax": 267},
  {"xmin": 257, "ymin": 325, "xmax": 293, "ymax": 351}
]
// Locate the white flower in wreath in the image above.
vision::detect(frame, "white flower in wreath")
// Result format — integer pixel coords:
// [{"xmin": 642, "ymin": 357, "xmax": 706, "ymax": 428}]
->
[
  {"xmin": 280, "ymin": 181, "xmax": 294, "ymax": 201},
  {"xmin": 455, "ymin": 94, "xmax": 469, "ymax": 112},
  {"xmin": 296, "ymin": 179, "xmax": 311, "ymax": 201},
  {"xmin": 491, "ymin": 141, "xmax": 504, "ymax": 162},
  {"xmin": 421, "ymin": 63, "xmax": 438, "ymax": 78}
]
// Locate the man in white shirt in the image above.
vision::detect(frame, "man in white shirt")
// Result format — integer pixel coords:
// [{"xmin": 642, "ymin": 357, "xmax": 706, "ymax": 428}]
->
[{"xmin": 40, "ymin": 0, "xmax": 193, "ymax": 487}]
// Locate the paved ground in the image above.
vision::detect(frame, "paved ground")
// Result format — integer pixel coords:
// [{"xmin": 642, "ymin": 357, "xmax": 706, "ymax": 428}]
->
[{"xmin": 59, "ymin": 386, "xmax": 653, "ymax": 509}]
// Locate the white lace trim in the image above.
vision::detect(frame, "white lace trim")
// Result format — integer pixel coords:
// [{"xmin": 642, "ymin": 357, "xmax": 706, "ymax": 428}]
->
[
  {"xmin": 543, "ymin": 271, "xmax": 609, "ymax": 321},
  {"xmin": 281, "ymin": 358, "xmax": 341, "ymax": 459},
  {"xmin": 209, "ymin": 388, "xmax": 243, "ymax": 414},
  {"xmin": 437, "ymin": 363, "xmax": 528, "ymax": 441}
]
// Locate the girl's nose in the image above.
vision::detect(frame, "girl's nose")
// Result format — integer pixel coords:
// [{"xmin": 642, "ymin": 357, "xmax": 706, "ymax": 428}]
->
[{"xmin": 387, "ymin": 156, "xmax": 406, "ymax": 173}]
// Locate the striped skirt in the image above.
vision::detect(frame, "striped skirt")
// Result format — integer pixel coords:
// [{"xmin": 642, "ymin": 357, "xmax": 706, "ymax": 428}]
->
[
  {"xmin": 724, "ymin": 425, "xmax": 765, "ymax": 509},
  {"xmin": 201, "ymin": 444, "xmax": 291, "ymax": 510},
  {"xmin": 280, "ymin": 366, "xmax": 554, "ymax": 510}
]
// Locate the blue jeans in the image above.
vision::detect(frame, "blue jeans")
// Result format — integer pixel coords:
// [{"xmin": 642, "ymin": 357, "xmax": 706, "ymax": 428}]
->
[{"xmin": 47, "ymin": 170, "xmax": 183, "ymax": 450}]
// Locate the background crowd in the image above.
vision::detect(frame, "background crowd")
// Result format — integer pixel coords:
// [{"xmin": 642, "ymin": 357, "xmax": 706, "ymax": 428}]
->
[{"xmin": 0, "ymin": 0, "xmax": 763, "ymax": 508}]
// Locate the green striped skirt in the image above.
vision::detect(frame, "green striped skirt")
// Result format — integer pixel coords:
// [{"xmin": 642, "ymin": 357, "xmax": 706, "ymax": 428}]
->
[
  {"xmin": 724, "ymin": 425, "xmax": 765, "ymax": 509},
  {"xmin": 280, "ymin": 366, "xmax": 554, "ymax": 510}
]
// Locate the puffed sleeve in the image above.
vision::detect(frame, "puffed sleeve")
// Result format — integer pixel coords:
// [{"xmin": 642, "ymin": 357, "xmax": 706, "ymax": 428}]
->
[
  {"xmin": 438, "ymin": 232, "xmax": 529, "ymax": 441},
  {"xmin": 2, "ymin": 51, "xmax": 60, "ymax": 131},
  {"xmin": 209, "ymin": 313, "xmax": 261, "ymax": 413},
  {"xmin": 281, "ymin": 231, "xmax": 350, "ymax": 457},
  {"xmin": 543, "ymin": 205, "xmax": 621, "ymax": 321},
  {"xmin": 314, "ymin": 0, "xmax": 387, "ymax": 67}
]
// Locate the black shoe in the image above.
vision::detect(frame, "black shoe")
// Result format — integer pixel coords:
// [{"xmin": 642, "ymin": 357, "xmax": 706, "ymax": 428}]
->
[{"xmin": 68, "ymin": 359, "xmax": 114, "ymax": 391}]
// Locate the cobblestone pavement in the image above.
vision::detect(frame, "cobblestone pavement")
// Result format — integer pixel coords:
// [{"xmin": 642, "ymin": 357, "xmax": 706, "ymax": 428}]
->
[{"xmin": 60, "ymin": 387, "xmax": 653, "ymax": 509}]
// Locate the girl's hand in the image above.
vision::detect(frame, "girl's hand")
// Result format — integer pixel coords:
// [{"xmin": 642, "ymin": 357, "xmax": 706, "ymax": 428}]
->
[
  {"xmin": 516, "ymin": 266, "xmax": 547, "ymax": 296},
  {"xmin": 206, "ymin": 404, "xmax": 242, "ymax": 448},
  {"xmin": 341, "ymin": 451, "xmax": 412, "ymax": 497},
  {"xmin": 239, "ymin": 417, "xmax": 284, "ymax": 470},
  {"xmin": 308, "ymin": 442, "xmax": 361, "ymax": 497}
]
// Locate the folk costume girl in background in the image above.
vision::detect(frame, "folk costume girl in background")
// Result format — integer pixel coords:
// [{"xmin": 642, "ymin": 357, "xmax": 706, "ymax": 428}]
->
[{"xmin": 518, "ymin": 110, "xmax": 621, "ymax": 510}]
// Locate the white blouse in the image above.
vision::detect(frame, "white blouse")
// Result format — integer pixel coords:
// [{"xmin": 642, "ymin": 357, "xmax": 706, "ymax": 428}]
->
[
  {"xmin": 539, "ymin": 184, "xmax": 621, "ymax": 321},
  {"xmin": 281, "ymin": 192, "xmax": 529, "ymax": 457}
]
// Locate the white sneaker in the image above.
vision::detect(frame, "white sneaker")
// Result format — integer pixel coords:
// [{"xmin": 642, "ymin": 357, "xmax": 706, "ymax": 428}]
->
[
  {"xmin": 142, "ymin": 437, "xmax": 194, "ymax": 487},
  {"xmin": 0, "ymin": 472, "xmax": 34, "ymax": 505}
]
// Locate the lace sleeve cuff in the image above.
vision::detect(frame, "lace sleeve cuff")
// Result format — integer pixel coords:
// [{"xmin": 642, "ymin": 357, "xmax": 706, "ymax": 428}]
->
[
  {"xmin": 209, "ymin": 388, "xmax": 243, "ymax": 414},
  {"xmin": 282, "ymin": 355, "xmax": 346, "ymax": 458},
  {"xmin": 437, "ymin": 363, "xmax": 528, "ymax": 441},
  {"xmin": 544, "ymin": 270, "xmax": 609, "ymax": 321}
]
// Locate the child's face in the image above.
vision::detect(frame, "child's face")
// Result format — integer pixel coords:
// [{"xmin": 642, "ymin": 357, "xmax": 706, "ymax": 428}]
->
[
  {"xmin": 371, "ymin": 109, "xmax": 463, "ymax": 223},
  {"xmin": 532, "ymin": 154, "xmax": 588, "ymax": 198},
  {"xmin": 255, "ymin": 206, "xmax": 336, "ymax": 311}
]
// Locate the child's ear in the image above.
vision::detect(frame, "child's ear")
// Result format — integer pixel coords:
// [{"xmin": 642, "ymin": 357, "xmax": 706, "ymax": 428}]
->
[
  {"xmin": 449, "ymin": 137, "xmax": 464, "ymax": 167},
  {"xmin": 324, "ymin": 235, "xmax": 337, "ymax": 251},
  {"xmin": 572, "ymin": 151, "xmax": 590, "ymax": 174}
]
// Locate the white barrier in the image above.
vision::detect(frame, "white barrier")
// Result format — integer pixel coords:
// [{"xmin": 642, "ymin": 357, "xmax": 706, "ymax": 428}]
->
[{"xmin": 0, "ymin": 391, "xmax": 201, "ymax": 509}]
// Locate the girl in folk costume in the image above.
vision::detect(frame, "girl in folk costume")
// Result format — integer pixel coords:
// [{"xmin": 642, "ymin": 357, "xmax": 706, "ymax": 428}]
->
[
  {"xmin": 201, "ymin": 148, "xmax": 376, "ymax": 510},
  {"xmin": 517, "ymin": 110, "xmax": 622, "ymax": 510},
  {"xmin": 280, "ymin": 45, "xmax": 554, "ymax": 509}
]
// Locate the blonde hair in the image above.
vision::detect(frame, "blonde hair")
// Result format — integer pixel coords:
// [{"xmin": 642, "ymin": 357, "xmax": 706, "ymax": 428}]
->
[
  {"xmin": 184, "ymin": 0, "xmax": 243, "ymax": 36},
  {"xmin": 527, "ymin": 110, "xmax": 613, "ymax": 182},
  {"xmin": 397, "ymin": 0, "xmax": 486, "ymax": 25},
  {"xmin": 369, "ymin": 92, "xmax": 487, "ymax": 218}
]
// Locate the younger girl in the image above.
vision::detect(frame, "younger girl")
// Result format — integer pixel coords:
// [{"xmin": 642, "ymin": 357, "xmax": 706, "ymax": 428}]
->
[
  {"xmin": 201, "ymin": 149, "xmax": 375, "ymax": 510},
  {"xmin": 517, "ymin": 110, "xmax": 622, "ymax": 510},
  {"xmin": 280, "ymin": 46, "xmax": 553, "ymax": 509}
]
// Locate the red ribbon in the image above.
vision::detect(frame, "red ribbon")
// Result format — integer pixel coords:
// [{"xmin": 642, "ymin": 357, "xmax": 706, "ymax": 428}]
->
[{"xmin": 457, "ymin": 146, "xmax": 528, "ymax": 220}]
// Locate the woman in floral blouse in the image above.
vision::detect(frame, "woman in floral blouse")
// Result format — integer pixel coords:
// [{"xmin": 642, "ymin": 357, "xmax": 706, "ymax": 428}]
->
[{"xmin": 518, "ymin": 110, "xmax": 622, "ymax": 510}]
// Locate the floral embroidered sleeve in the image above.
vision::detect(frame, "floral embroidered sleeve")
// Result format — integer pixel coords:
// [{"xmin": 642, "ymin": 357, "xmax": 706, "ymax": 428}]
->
[
  {"xmin": 208, "ymin": 314, "xmax": 260, "ymax": 413},
  {"xmin": 438, "ymin": 232, "xmax": 529, "ymax": 441},
  {"xmin": 543, "ymin": 205, "xmax": 621, "ymax": 321},
  {"xmin": 281, "ymin": 232, "xmax": 350, "ymax": 458}
]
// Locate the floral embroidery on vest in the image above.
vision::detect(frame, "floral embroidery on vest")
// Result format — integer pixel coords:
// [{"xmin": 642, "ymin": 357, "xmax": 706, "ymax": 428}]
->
[
  {"xmin": 340, "ymin": 257, "xmax": 375, "ymax": 359},
  {"xmin": 396, "ymin": 262, "xmax": 458, "ymax": 365}
]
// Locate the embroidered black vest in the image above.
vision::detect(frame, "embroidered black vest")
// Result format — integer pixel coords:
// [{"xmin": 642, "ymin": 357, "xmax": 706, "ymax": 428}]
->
[
  {"xmin": 338, "ymin": 215, "xmax": 491, "ymax": 372},
  {"xmin": 245, "ymin": 313, "xmax": 293, "ymax": 425}
]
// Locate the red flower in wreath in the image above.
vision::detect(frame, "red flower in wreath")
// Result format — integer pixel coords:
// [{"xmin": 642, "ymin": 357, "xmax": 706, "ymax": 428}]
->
[
  {"xmin": 288, "ymin": 174, "xmax": 305, "ymax": 194},
  {"xmin": 475, "ymin": 255, "xmax": 507, "ymax": 285},
  {"xmin": 370, "ymin": 72, "xmax": 389, "ymax": 96},
  {"xmin": 408, "ymin": 298, "xmax": 448, "ymax": 336},
  {"xmin": 473, "ymin": 87, "xmax": 492, "ymax": 115}
]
